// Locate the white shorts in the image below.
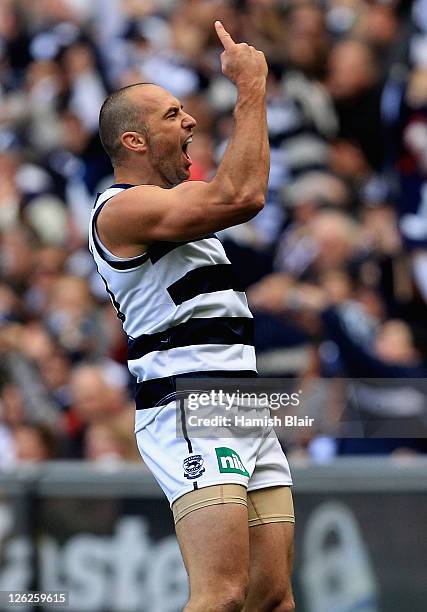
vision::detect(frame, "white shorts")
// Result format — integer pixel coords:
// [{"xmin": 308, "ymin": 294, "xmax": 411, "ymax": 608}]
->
[{"xmin": 135, "ymin": 400, "xmax": 293, "ymax": 506}]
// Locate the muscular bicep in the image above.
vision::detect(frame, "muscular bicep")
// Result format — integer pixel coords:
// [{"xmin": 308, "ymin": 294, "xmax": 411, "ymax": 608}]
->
[{"xmin": 99, "ymin": 181, "xmax": 262, "ymax": 246}]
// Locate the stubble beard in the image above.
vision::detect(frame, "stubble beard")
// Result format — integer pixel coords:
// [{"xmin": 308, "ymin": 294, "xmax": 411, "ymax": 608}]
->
[{"xmin": 149, "ymin": 145, "xmax": 188, "ymax": 188}]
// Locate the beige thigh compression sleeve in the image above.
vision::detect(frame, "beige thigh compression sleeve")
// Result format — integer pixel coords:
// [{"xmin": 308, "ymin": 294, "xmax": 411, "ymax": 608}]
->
[
  {"xmin": 172, "ymin": 484, "xmax": 247, "ymax": 524},
  {"xmin": 247, "ymin": 486, "xmax": 295, "ymax": 527},
  {"xmin": 172, "ymin": 484, "xmax": 294, "ymax": 526}
]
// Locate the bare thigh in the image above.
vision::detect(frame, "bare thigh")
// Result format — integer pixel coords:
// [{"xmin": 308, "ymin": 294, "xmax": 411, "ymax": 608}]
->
[
  {"xmin": 175, "ymin": 502, "xmax": 250, "ymax": 599},
  {"xmin": 243, "ymin": 521, "xmax": 294, "ymax": 612}
]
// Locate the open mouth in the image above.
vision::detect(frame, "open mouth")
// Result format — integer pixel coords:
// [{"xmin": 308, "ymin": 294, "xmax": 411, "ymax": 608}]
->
[{"xmin": 182, "ymin": 136, "xmax": 192, "ymax": 163}]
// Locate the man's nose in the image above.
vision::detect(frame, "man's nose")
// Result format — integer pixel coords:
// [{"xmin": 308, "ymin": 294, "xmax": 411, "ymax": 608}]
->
[{"xmin": 182, "ymin": 113, "xmax": 197, "ymax": 129}]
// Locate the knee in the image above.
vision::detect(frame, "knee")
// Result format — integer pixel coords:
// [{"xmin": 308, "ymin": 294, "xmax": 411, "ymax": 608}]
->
[
  {"xmin": 264, "ymin": 589, "xmax": 295, "ymax": 612},
  {"xmin": 244, "ymin": 577, "xmax": 295, "ymax": 612},
  {"xmin": 186, "ymin": 578, "xmax": 248, "ymax": 612},
  {"xmin": 274, "ymin": 601, "xmax": 295, "ymax": 612},
  {"xmin": 219, "ymin": 583, "xmax": 248, "ymax": 611}
]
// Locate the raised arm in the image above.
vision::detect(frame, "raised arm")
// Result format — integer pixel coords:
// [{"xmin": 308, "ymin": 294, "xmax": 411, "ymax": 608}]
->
[
  {"xmin": 99, "ymin": 21, "xmax": 269, "ymax": 249},
  {"xmin": 209, "ymin": 21, "xmax": 270, "ymax": 212}
]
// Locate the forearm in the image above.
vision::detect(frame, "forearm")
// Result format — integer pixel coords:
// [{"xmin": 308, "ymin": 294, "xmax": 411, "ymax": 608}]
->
[{"xmin": 212, "ymin": 84, "xmax": 270, "ymax": 206}]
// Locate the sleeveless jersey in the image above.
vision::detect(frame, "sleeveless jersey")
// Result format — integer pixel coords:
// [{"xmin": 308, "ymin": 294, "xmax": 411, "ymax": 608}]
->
[{"xmin": 89, "ymin": 184, "xmax": 257, "ymax": 410}]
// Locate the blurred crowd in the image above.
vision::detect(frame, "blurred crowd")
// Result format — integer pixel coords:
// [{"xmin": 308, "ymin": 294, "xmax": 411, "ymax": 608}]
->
[{"xmin": 1, "ymin": 0, "xmax": 427, "ymax": 467}]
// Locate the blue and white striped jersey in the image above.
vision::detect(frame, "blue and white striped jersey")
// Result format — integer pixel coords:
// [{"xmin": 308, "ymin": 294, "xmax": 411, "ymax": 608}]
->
[{"xmin": 89, "ymin": 184, "xmax": 257, "ymax": 411}]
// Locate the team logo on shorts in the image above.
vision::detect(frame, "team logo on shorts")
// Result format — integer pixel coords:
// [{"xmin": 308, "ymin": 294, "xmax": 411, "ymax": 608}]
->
[
  {"xmin": 215, "ymin": 447, "xmax": 249, "ymax": 477},
  {"xmin": 183, "ymin": 454, "xmax": 205, "ymax": 480}
]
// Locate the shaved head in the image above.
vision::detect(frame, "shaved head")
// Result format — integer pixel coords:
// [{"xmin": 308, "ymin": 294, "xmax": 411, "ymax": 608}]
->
[
  {"xmin": 99, "ymin": 82, "xmax": 154, "ymax": 165},
  {"xmin": 99, "ymin": 82, "xmax": 196, "ymax": 186}
]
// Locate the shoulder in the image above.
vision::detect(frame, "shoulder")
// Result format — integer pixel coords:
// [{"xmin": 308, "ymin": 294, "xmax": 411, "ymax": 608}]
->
[
  {"xmin": 105, "ymin": 184, "xmax": 160, "ymax": 205},
  {"xmin": 98, "ymin": 184, "xmax": 162, "ymax": 222}
]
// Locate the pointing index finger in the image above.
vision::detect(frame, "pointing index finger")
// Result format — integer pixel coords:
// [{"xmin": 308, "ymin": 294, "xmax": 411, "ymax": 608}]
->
[{"xmin": 215, "ymin": 20, "xmax": 235, "ymax": 49}]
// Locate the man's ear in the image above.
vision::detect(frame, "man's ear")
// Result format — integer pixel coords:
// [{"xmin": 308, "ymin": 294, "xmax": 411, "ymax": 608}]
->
[{"xmin": 121, "ymin": 131, "xmax": 147, "ymax": 154}]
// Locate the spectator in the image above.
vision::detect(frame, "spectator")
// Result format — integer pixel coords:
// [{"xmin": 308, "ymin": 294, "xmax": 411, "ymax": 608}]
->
[
  {"xmin": 13, "ymin": 423, "xmax": 57, "ymax": 463},
  {"xmin": 63, "ymin": 362, "xmax": 131, "ymax": 458}
]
